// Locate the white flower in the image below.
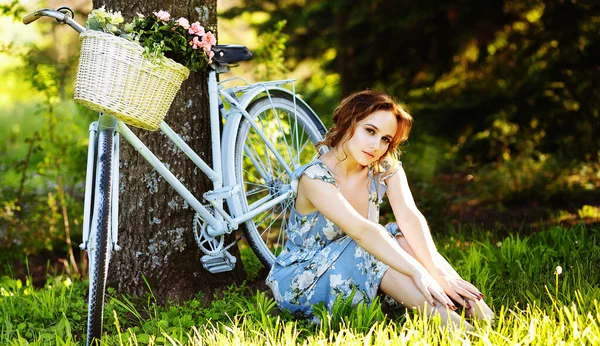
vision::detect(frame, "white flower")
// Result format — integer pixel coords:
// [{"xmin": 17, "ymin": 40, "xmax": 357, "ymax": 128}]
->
[
  {"xmin": 297, "ymin": 271, "xmax": 315, "ymax": 290},
  {"xmin": 302, "ymin": 236, "xmax": 315, "ymax": 248},
  {"xmin": 316, "ymin": 260, "xmax": 330, "ymax": 276},
  {"xmin": 110, "ymin": 11, "xmax": 123, "ymax": 24},
  {"xmin": 555, "ymin": 266, "xmax": 563, "ymax": 275},
  {"xmin": 298, "ymin": 219, "xmax": 313, "ymax": 235},
  {"xmin": 105, "ymin": 23, "xmax": 118, "ymax": 33},
  {"xmin": 330, "ymin": 274, "xmax": 343, "ymax": 288},
  {"xmin": 267, "ymin": 279, "xmax": 283, "ymax": 302},
  {"xmin": 322, "ymin": 220, "xmax": 337, "ymax": 241},
  {"xmin": 354, "ymin": 245, "xmax": 366, "ymax": 258},
  {"xmin": 123, "ymin": 23, "xmax": 134, "ymax": 33},
  {"xmin": 95, "ymin": 6, "xmax": 107, "ymax": 16}
]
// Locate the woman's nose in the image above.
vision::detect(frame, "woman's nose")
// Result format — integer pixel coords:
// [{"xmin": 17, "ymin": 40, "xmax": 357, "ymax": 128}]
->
[{"xmin": 371, "ymin": 139, "xmax": 381, "ymax": 150}]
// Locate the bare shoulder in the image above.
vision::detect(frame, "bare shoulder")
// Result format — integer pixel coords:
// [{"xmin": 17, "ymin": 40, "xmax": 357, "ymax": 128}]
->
[{"xmin": 296, "ymin": 169, "xmax": 369, "ymax": 237}]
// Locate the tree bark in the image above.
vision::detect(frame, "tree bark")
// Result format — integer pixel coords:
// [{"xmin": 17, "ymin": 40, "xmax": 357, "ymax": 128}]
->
[{"xmin": 94, "ymin": 0, "xmax": 244, "ymax": 303}]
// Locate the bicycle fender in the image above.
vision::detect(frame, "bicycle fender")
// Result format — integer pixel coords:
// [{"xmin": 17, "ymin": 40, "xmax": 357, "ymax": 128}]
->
[
  {"xmin": 221, "ymin": 108, "xmax": 244, "ymax": 216},
  {"xmin": 236, "ymin": 86, "xmax": 320, "ymax": 122}
]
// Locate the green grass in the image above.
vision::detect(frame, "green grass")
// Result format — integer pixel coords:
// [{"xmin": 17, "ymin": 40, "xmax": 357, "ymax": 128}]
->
[{"xmin": 1, "ymin": 224, "xmax": 599, "ymax": 345}]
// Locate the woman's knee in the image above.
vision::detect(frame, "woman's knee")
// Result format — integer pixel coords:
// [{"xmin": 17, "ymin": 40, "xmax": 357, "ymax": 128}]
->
[{"xmin": 380, "ymin": 268, "xmax": 428, "ymax": 309}]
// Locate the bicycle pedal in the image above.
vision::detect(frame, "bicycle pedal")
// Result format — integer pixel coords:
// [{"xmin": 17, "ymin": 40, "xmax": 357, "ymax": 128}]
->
[{"xmin": 200, "ymin": 251, "xmax": 237, "ymax": 273}]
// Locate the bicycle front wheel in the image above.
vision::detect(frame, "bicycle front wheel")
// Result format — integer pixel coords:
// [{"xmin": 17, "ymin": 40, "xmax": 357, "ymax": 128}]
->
[
  {"xmin": 232, "ymin": 91, "xmax": 326, "ymax": 268},
  {"xmin": 86, "ymin": 125, "xmax": 116, "ymax": 346}
]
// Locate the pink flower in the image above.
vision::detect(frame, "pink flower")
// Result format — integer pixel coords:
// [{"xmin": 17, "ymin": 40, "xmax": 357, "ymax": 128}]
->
[
  {"xmin": 188, "ymin": 22, "xmax": 205, "ymax": 36},
  {"xmin": 190, "ymin": 36, "xmax": 202, "ymax": 49},
  {"xmin": 153, "ymin": 10, "xmax": 170, "ymax": 22},
  {"xmin": 176, "ymin": 17, "xmax": 190, "ymax": 30},
  {"xmin": 203, "ymin": 31, "xmax": 216, "ymax": 45},
  {"xmin": 207, "ymin": 50, "xmax": 215, "ymax": 64}
]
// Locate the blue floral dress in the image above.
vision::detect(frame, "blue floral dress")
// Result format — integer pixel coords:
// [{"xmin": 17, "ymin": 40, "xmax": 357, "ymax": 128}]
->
[{"xmin": 266, "ymin": 158, "xmax": 403, "ymax": 318}]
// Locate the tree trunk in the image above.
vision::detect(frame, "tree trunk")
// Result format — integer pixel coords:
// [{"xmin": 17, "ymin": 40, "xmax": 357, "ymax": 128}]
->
[{"xmin": 94, "ymin": 0, "xmax": 245, "ymax": 303}]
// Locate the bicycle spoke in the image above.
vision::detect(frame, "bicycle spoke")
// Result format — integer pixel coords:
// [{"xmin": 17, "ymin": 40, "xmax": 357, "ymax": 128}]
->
[
  {"xmin": 243, "ymin": 180, "xmax": 269, "ymax": 189},
  {"xmin": 297, "ymin": 138, "xmax": 311, "ymax": 162},
  {"xmin": 261, "ymin": 203, "xmax": 287, "ymax": 240},
  {"xmin": 244, "ymin": 143, "xmax": 270, "ymax": 180},
  {"xmin": 242, "ymin": 168, "xmax": 267, "ymax": 187},
  {"xmin": 295, "ymin": 122, "xmax": 306, "ymax": 164},
  {"xmin": 269, "ymin": 98, "xmax": 295, "ymax": 166},
  {"xmin": 244, "ymin": 186, "xmax": 270, "ymax": 198},
  {"xmin": 249, "ymin": 125, "xmax": 275, "ymax": 172},
  {"xmin": 257, "ymin": 111, "xmax": 275, "ymax": 177},
  {"xmin": 254, "ymin": 206, "xmax": 276, "ymax": 227},
  {"xmin": 292, "ymin": 105, "xmax": 301, "ymax": 166},
  {"xmin": 275, "ymin": 201, "xmax": 290, "ymax": 248}
]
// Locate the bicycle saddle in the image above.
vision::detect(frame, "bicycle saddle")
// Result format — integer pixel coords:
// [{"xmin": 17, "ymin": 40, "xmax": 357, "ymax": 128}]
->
[{"xmin": 212, "ymin": 45, "xmax": 253, "ymax": 65}]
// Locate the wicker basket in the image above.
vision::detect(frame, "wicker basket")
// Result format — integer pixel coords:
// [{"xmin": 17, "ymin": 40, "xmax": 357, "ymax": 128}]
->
[{"xmin": 74, "ymin": 30, "xmax": 190, "ymax": 131}]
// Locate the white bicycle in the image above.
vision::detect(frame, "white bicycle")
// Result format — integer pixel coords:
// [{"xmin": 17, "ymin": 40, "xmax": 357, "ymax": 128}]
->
[{"xmin": 24, "ymin": 6, "xmax": 327, "ymax": 345}]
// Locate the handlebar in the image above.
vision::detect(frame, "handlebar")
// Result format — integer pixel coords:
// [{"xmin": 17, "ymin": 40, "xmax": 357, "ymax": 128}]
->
[{"xmin": 22, "ymin": 7, "xmax": 85, "ymax": 33}]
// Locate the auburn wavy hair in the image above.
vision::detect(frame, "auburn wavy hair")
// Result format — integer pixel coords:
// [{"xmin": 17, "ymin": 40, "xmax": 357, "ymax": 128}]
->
[{"xmin": 317, "ymin": 90, "xmax": 413, "ymax": 172}]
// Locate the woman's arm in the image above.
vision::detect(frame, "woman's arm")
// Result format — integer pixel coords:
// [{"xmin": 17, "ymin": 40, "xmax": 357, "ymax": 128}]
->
[
  {"xmin": 385, "ymin": 166, "xmax": 438, "ymax": 271},
  {"xmin": 385, "ymin": 166, "xmax": 482, "ymax": 302},
  {"xmin": 298, "ymin": 175, "xmax": 453, "ymax": 308}
]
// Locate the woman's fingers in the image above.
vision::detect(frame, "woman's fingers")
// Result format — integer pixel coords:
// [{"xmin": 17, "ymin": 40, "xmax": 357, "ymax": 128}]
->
[
  {"xmin": 415, "ymin": 274, "xmax": 448, "ymax": 307},
  {"xmin": 459, "ymin": 279, "xmax": 480, "ymax": 294},
  {"xmin": 433, "ymin": 274, "xmax": 466, "ymax": 308},
  {"xmin": 457, "ymin": 279, "xmax": 483, "ymax": 298},
  {"xmin": 416, "ymin": 280, "xmax": 435, "ymax": 306},
  {"xmin": 430, "ymin": 287, "xmax": 454, "ymax": 309},
  {"xmin": 453, "ymin": 286, "xmax": 480, "ymax": 301},
  {"xmin": 445, "ymin": 290, "xmax": 469, "ymax": 308}
]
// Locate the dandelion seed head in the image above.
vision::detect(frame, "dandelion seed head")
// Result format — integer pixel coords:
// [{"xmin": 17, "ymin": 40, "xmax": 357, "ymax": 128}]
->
[{"xmin": 555, "ymin": 265, "xmax": 563, "ymax": 275}]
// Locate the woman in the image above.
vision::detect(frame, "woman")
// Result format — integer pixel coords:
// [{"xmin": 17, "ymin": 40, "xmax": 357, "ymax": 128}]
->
[{"xmin": 266, "ymin": 90, "xmax": 493, "ymax": 328}]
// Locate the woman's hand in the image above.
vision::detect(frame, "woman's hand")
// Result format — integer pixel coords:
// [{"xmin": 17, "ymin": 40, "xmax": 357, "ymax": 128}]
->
[
  {"xmin": 411, "ymin": 268, "xmax": 456, "ymax": 310},
  {"xmin": 430, "ymin": 269, "xmax": 483, "ymax": 308}
]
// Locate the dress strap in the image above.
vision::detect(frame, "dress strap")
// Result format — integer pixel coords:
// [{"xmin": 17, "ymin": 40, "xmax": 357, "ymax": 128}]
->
[
  {"xmin": 372, "ymin": 159, "xmax": 402, "ymax": 201},
  {"xmin": 290, "ymin": 159, "xmax": 338, "ymax": 194}
]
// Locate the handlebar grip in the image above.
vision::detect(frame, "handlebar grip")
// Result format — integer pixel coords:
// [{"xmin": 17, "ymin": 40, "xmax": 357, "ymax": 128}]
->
[{"xmin": 23, "ymin": 11, "xmax": 41, "ymax": 24}]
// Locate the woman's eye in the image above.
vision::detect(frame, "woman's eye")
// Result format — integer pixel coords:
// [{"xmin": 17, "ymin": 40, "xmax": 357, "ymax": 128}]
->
[
  {"xmin": 366, "ymin": 128, "xmax": 375, "ymax": 134},
  {"xmin": 382, "ymin": 137, "xmax": 391, "ymax": 143}
]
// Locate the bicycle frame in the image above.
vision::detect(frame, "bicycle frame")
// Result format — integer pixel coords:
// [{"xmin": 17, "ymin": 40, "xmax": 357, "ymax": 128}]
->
[{"xmin": 80, "ymin": 70, "xmax": 315, "ymax": 273}]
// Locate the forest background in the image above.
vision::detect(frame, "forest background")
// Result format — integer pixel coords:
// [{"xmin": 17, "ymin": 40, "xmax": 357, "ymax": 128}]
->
[{"xmin": 0, "ymin": 0, "xmax": 599, "ymax": 281}]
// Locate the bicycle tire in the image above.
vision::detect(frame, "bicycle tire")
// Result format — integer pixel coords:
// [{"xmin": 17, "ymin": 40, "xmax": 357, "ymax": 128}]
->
[
  {"xmin": 232, "ymin": 91, "xmax": 326, "ymax": 268},
  {"xmin": 86, "ymin": 127, "xmax": 115, "ymax": 346}
]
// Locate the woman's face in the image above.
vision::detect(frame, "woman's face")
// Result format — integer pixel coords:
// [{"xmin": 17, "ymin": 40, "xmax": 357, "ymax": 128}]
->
[{"xmin": 341, "ymin": 110, "xmax": 398, "ymax": 166}]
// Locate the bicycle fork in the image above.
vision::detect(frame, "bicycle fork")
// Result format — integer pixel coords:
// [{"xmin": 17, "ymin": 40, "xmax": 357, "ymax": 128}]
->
[{"xmin": 81, "ymin": 114, "xmax": 120, "ymax": 253}]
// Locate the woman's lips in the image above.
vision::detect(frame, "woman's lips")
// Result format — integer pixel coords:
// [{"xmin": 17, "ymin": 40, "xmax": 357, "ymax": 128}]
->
[{"xmin": 363, "ymin": 151, "xmax": 375, "ymax": 159}]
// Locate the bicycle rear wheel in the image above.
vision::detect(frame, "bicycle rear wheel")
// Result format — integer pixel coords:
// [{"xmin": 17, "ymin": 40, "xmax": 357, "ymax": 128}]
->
[
  {"xmin": 86, "ymin": 125, "xmax": 116, "ymax": 346},
  {"xmin": 232, "ymin": 91, "xmax": 326, "ymax": 267}
]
